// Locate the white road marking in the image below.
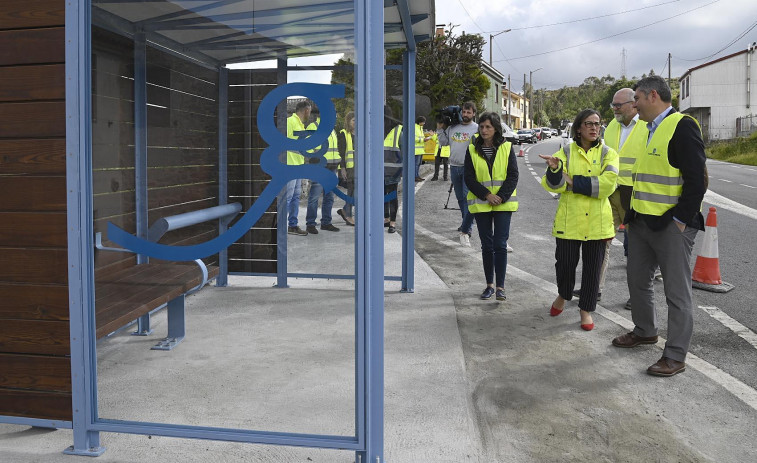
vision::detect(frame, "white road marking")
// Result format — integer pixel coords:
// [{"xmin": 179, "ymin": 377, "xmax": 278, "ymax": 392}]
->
[
  {"xmin": 704, "ymin": 190, "xmax": 757, "ymax": 221},
  {"xmin": 700, "ymin": 305, "xmax": 757, "ymax": 350},
  {"xmin": 415, "ymin": 223, "xmax": 757, "ymax": 412},
  {"xmin": 718, "ymin": 179, "xmax": 733, "ymax": 183},
  {"xmin": 740, "ymin": 184, "xmax": 757, "ymax": 189}
]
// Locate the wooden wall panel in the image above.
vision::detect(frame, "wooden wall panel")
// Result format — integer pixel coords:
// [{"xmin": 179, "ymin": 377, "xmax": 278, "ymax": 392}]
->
[
  {"xmin": 0, "ymin": 139, "xmax": 66, "ymax": 175},
  {"xmin": 0, "ymin": 283, "xmax": 68, "ymax": 321},
  {"xmin": 0, "ymin": 27, "xmax": 64, "ymax": 66},
  {"xmin": 0, "ymin": 354, "xmax": 70, "ymax": 391},
  {"xmin": 0, "ymin": 389, "xmax": 71, "ymax": 421},
  {"xmin": 0, "ymin": 248, "xmax": 68, "ymax": 284},
  {"xmin": 0, "ymin": 0, "xmax": 65, "ymax": 30},
  {"xmin": 0, "ymin": 64, "xmax": 65, "ymax": 102},
  {"xmin": 0, "ymin": 0, "xmax": 69, "ymax": 423},
  {"xmin": 0, "ymin": 320, "xmax": 69, "ymax": 355},
  {"xmin": 0, "ymin": 177, "xmax": 66, "ymax": 212},
  {"xmin": 0, "ymin": 101, "xmax": 66, "ymax": 138},
  {"xmin": 0, "ymin": 212, "xmax": 67, "ymax": 247}
]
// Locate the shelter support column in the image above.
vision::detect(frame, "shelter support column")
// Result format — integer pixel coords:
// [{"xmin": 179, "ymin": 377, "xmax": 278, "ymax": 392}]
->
[{"xmin": 400, "ymin": 50, "xmax": 416, "ymax": 293}]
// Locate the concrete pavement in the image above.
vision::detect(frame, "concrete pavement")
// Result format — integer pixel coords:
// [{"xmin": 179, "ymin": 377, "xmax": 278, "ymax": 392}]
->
[{"xmin": 2, "ymin": 193, "xmax": 757, "ymax": 462}]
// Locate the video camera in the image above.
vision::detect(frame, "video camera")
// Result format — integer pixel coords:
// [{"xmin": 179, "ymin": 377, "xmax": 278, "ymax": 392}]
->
[{"xmin": 439, "ymin": 105, "xmax": 463, "ymax": 127}]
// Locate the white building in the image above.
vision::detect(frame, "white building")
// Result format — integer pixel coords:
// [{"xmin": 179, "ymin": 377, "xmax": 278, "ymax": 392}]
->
[{"xmin": 679, "ymin": 42, "xmax": 757, "ymax": 141}]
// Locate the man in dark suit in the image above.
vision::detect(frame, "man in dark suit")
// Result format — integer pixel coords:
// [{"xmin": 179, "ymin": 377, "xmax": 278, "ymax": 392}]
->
[{"xmin": 611, "ymin": 75, "xmax": 707, "ymax": 377}]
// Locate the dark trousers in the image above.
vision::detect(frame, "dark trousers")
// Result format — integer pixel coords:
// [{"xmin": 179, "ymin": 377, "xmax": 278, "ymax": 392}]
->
[
  {"xmin": 433, "ymin": 155, "xmax": 449, "ymax": 179},
  {"xmin": 384, "ymin": 183, "xmax": 398, "ymax": 222},
  {"xmin": 555, "ymin": 238, "xmax": 606, "ymax": 312},
  {"xmin": 473, "ymin": 211, "xmax": 512, "ymax": 288}
]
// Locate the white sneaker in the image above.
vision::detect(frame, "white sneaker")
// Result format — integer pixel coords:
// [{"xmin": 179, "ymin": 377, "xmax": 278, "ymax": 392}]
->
[
  {"xmin": 506, "ymin": 243, "xmax": 513, "ymax": 253},
  {"xmin": 459, "ymin": 233, "xmax": 471, "ymax": 247}
]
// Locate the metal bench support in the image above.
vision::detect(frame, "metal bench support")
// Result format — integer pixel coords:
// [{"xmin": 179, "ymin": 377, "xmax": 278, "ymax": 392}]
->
[
  {"xmin": 132, "ymin": 314, "xmax": 153, "ymax": 336},
  {"xmin": 151, "ymin": 294, "xmax": 185, "ymax": 351}
]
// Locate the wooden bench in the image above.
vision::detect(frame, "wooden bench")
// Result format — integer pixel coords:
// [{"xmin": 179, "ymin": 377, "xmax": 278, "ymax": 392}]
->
[{"xmin": 94, "ymin": 203, "xmax": 241, "ymax": 350}]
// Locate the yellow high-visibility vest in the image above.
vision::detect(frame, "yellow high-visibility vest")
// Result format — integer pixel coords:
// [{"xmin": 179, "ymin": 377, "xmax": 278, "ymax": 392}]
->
[
  {"xmin": 340, "ymin": 129, "xmax": 355, "ymax": 169},
  {"xmin": 631, "ymin": 112, "xmax": 700, "ymax": 216},
  {"xmin": 415, "ymin": 124, "xmax": 425, "ymax": 155},
  {"xmin": 286, "ymin": 113, "xmax": 306, "ymax": 166},
  {"xmin": 603, "ymin": 117, "xmax": 648, "ymax": 187},
  {"xmin": 466, "ymin": 142, "xmax": 518, "ymax": 213},
  {"xmin": 306, "ymin": 119, "xmax": 340, "ymax": 167}
]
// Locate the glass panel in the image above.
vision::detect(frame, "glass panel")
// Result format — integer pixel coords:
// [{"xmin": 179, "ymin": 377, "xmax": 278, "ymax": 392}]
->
[{"xmin": 91, "ymin": 0, "xmax": 356, "ymax": 438}]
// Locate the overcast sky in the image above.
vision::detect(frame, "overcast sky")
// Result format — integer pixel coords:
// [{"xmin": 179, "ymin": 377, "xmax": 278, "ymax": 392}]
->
[{"xmin": 434, "ymin": 0, "xmax": 757, "ymax": 91}]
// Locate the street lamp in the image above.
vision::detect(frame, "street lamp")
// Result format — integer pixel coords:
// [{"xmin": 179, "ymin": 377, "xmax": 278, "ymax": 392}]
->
[
  {"xmin": 528, "ymin": 67, "xmax": 541, "ymax": 128},
  {"xmin": 489, "ymin": 29, "xmax": 512, "ymax": 66}
]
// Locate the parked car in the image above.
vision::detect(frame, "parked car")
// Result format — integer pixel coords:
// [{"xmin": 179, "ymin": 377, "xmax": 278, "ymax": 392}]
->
[
  {"xmin": 502, "ymin": 121, "xmax": 520, "ymax": 145},
  {"xmin": 517, "ymin": 129, "xmax": 538, "ymax": 144},
  {"xmin": 550, "ymin": 128, "xmax": 558, "ymax": 136},
  {"xmin": 532, "ymin": 127, "xmax": 543, "ymax": 140},
  {"xmin": 541, "ymin": 127, "xmax": 552, "ymax": 139}
]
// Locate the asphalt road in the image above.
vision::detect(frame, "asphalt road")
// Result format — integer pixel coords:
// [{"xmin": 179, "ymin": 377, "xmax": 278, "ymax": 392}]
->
[{"xmin": 412, "ymin": 137, "xmax": 757, "ymax": 458}]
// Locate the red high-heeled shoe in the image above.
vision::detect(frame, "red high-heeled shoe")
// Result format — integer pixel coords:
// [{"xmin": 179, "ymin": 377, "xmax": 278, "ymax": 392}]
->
[
  {"xmin": 580, "ymin": 322, "xmax": 594, "ymax": 331},
  {"xmin": 549, "ymin": 305, "xmax": 563, "ymax": 317}
]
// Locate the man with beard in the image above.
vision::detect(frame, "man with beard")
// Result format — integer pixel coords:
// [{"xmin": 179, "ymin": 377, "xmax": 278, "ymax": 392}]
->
[{"xmin": 437, "ymin": 101, "xmax": 479, "ymax": 247}]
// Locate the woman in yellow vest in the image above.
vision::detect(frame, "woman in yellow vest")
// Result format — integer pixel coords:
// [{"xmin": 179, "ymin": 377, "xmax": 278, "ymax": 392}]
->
[
  {"xmin": 539, "ymin": 109, "xmax": 619, "ymax": 331},
  {"xmin": 463, "ymin": 112, "xmax": 519, "ymax": 301},
  {"xmin": 431, "ymin": 117, "xmax": 450, "ymax": 181}
]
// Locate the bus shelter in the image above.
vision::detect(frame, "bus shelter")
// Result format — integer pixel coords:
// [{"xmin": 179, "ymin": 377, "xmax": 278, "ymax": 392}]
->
[{"xmin": 0, "ymin": 1, "xmax": 434, "ymax": 461}]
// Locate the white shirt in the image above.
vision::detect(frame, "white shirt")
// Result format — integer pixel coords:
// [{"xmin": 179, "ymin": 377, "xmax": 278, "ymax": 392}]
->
[{"xmin": 618, "ymin": 114, "xmax": 639, "ymax": 149}]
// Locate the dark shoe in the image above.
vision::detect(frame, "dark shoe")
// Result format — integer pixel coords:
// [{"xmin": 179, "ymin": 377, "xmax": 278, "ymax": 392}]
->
[
  {"xmin": 387, "ymin": 225, "xmax": 396, "ymax": 234},
  {"xmin": 337, "ymin": 209, "xmax": 354, "ymax": 226},
  {"xmin": 415, "ymin": 176, "xmax": 424, "ymax": 182},
  {"xmin": 647, "ymin": 357, "xmax": 686, "ymax": 377},
  {"xmin": 573, "ymin": 288, "xmax": 601, "ymax": 301},
  {"xmin": 480, "ymin": 287, "xmax": 495, "ymax": 300},
  {"xmin": 612, "ymin": 331, "xmax": 659, "ymax": 348},
  {"xmin": 430, "ymin": 176, "xmax": 438, "ymax": 181},
  {"xmin": 623, "ymin": 298, "xmax": 632, "ymax": 310},
  {"xmin": 495, "ymin": 289, "xmax": 506, "ymax": 301},
  {"xmin": 384, "ymin": 221, "xmax": 390, "ymax": 227},
  {"xmin": 288, "ymin": 226, "xmax": 308, "ymax": 236},
  {"xmin": 321, "ymin": 224, "xmax": 339, "ymax": 232},
  {"xmin": 306, "ymin": 225, "xmax": 318, "ymax": 235}
]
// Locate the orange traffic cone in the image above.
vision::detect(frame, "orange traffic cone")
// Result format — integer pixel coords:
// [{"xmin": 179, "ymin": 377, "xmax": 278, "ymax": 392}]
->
[
  {"xmin": 692, "ymin": 207, "xmax": 734, "ymax": 292},
  {"xmin": 618, "ymin": 223, "xmax": 625, "ymax": 231},
  {"xmin": 517, "ymin": 147, "xmax": 525, "ymax": 157}
]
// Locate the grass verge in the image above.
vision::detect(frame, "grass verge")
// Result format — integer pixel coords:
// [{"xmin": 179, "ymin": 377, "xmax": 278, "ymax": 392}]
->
[{"xmin": 706, "ymin": 131, "xmax": 757, "ymax": 166}]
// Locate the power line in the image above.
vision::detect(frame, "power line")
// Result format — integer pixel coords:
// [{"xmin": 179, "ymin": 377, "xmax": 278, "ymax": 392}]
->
[
  {"xmin": 494, "ymin": 0, "xmax": 719, "ymax": 63},
  {"xmin": 484, "ymin": 0, "xmax": 681, "ymax": 33},
  {"xmin": 455, "ymin": 0, "xmax": 486, "ymax": 34},
  {"xmin": 674, "ymin": 20, "xmax": 757, "ymax": 62}
]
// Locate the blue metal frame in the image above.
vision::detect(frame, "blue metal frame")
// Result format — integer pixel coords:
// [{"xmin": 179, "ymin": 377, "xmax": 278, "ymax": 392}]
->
[
  {"xmin": 64, "ymin": 0, "xmax": 103, "ymax": 456},
  {"xmin": 354, "ymin": 0, "xmax": 385, "ymax": 461},
  {"xmin": 0, "ymin": 416, "xmax": 72, "ymax": 429},
  {"xmin": 400, "ymin": 50, "xmax": 416, "ymax": 293},
  {"xmin": 55, "ymin": 0, "xmax": 425, "ymax": 459},
  {"xmin": 275, "ymin": 54, "xmax": 289, "ymax": 288},
  {"xmin": 217, "ymin": 67, "xmax": 230, "ymax": 287}
]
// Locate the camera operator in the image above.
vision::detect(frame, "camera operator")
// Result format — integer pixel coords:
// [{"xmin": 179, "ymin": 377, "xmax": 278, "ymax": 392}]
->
[{"xmin": 436, "ymin": 101, "xmax": 478, "ymax": 246}]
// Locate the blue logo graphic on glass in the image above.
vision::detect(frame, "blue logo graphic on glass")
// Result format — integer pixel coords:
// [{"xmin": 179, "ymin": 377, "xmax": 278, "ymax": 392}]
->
[{"xmin": 107, "ymin": 83, "xmax": 399, "ymax": 261}]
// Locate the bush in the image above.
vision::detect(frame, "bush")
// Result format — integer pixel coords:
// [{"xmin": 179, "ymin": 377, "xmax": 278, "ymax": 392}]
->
[{"xmin": 706, "ymin": 133, "xmax": 757, "ymax": 166}]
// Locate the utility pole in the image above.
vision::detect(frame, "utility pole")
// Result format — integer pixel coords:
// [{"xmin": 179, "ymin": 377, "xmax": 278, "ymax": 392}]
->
[
  {"xmin": 523, "ymin": 73, "xmax": 527, "ymax": 128},
  {"xmin": 621, "ymin": 48, "xmax": 627, "ymax": 79},
  {"xmin": 668, "ymin": 53, "xmax": 672, "ymax": 88},
  {"xmin": 507, "ymin": 74, "xmax": 511, "ymax": 127},
  {"xmin": 489, "ymin": 29, "xmax": 512, "ymax": 66},
  {"xmin": 529, "ymin": 68, "xmax": 541, "ymax": 128}
]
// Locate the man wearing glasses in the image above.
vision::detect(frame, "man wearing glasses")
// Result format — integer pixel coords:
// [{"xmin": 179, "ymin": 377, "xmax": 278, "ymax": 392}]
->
[{"xmin": 611, "ymin": 76, "xmax": 707, "ymax": 377}]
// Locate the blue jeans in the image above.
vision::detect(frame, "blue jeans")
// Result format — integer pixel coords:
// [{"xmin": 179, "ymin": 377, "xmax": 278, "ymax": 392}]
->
[
  {"xmin": 450, "ymin": 165, "xmax": 475, "ymax": 234},
  {"xmin": 306, "ymin": 180, "xmax": 334, "ymax": 226},
  {"xmin": 414, "ymin": 154, "xmax": 423, "ymax": 178},
  {"xmin": 473, "ymin": 211, "xmax": 512, "ymax": 288},
  {"xmin": 285, "ymin": 178, "xmax": 302, "ymax": 227}
]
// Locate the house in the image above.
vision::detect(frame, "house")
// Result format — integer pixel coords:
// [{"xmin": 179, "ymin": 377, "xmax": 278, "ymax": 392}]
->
[
  {"xmin": 679, "ymin": 42, "xmax": 757, "ymax": 141},
  {"xmin": 501, "ymin": 85, "xmax": 529, "ymax": 129},
  {"xmin": 480, "ymin": 60, "xmax": 505, "ymax": 118}
]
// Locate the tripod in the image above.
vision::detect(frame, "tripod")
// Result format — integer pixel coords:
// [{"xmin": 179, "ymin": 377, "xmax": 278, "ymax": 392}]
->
[{"xmin": 444, "ymin": 182, "xmax": 459, "ymax": 210}]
